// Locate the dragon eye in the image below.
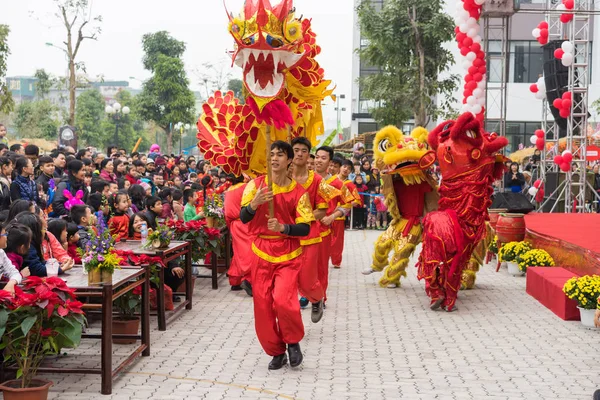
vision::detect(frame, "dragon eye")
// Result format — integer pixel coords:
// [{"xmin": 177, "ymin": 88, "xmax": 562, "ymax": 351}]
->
[
  {"xmin": 443, "ymin": 122, "xmax": 453, "ymax": 131},
  {"xmin": 267, "ymin": 35, "xmax": 284, "ymax": 48},
  {"xmin": 378, "ymin": 139, "xmax": 390, "ymax": 153}
]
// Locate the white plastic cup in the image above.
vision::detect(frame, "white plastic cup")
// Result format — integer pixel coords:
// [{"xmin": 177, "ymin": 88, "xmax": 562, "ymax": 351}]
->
[{"xmin": 46, "ymin": 258, "xmax": 59, "ymax": 277}]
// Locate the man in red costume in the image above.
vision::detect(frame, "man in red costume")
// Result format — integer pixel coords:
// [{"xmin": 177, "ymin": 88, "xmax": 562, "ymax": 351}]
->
[
  {"xmin": 314, "ymin": 147, "xmax": 349, "ymax": 302},
  {"xmin": 240, "ymin": 140, "xmax": 314, "ymax": 370},
  {"xmin": 225, "ymin": 175, "xmax": 253, "ymax": 295},
  {"xmin": 291, "ymin": 137, "xmax": 338, "ymax": 322},
  {"xmin": 329, "ymin": 158, "xmax": 358, "ymax": 269}
]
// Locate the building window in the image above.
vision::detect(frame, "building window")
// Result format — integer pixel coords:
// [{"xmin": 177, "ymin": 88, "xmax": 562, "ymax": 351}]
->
[
  {"xmin": 358, "ymin": 122, "xmax": 378, "ymax": 134},
  {"xmin": 485, "ymin": 121, "xmax": 543, "ymax": 154},
  {"xmin": 487, "ymin": 40, "xmax": 544, "ymax": 83}
]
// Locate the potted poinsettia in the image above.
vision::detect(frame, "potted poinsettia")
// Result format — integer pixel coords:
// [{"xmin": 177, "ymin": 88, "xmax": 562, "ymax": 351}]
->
[
  {"xmin": 0, "ymin": 276, "xmax": 85, "ymax": 400},
  {"xmin": 113, "ymin": 286, "xmax": 141, "ymax": 344}
]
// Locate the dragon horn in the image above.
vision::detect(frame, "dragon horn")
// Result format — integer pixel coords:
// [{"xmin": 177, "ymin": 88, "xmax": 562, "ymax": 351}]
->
[
  {"xmin": 273, "ymin": 0, "xmax": 293, "ymax": 20},
  {"xmin": 223, "ymin": 0, "xmax": 233, "ymax": 22}
]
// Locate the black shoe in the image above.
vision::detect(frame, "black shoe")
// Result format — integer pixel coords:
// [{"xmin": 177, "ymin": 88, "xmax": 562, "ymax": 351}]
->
[
  {"xmin": 231, "ymin": 285, "xmax": 242, "ymax": 291},
  {"xmin": 287, "ymin": 343, "xmax": 303, "ymax": 368},
  {"xmin": 311, "ymin": 300, "xmax": 323, "ymax": 323},
  {"xmin": 240, "ymin": 280, "xmax": 253, "ymax": 297},
  {"xmin": 268, "ymin": 353, "xmax": 287, "ymax": 370},
  {"xmin": 173, "ymin": 296, "xmax": 181, "ymax": 303}
]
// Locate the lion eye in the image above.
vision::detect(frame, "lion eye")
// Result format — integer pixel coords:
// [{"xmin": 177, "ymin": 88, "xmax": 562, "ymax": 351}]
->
[{"xmin": 378, "ymin": 139, "xmax": 390, "ymax": 153}]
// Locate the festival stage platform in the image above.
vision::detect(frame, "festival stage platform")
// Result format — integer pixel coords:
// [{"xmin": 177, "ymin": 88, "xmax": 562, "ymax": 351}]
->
[{"xmin": 525, "ymin": 213, "xmax": 600, "ymax": 275}]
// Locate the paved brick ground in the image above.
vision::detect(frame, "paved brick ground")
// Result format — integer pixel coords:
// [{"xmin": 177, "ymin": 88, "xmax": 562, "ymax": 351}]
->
[{"xmin": 40, "ymin": 230, "xmax": 599, "ymax": 399}]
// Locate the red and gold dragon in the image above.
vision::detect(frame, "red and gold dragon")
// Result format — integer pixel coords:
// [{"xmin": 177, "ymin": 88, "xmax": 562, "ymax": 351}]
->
[
  {"xmin": 196, "ymin": 0, "xmax": 333, "ymax": 176},
  {"xmin": 417, "ymin": 112, "xmax": 508, "ymax": 312}
]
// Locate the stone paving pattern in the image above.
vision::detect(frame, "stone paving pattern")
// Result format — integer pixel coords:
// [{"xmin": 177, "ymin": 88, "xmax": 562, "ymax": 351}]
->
[{"xmin": 40, "ymin": 230, "xmax": 599, "ymax": 399}]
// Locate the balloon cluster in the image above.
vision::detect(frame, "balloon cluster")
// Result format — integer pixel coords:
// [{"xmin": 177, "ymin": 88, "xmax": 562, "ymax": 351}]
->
[
  {"xmin": 454, "ymin": 0, "xmax": 486, "ymax": 120},
  {"xmin": 553, "ymin": 150, "xmax": 573, "ymax": 172},
  {"xmin": 552, "ymin": 91, "xmax": 573, "ymax": 118},
  {"xmin": 554, "ymin": 41, "xmax": 574, "ymax": 67},
  {"xmin": 528, "ymin": 179, "xmax": 545, "ymax": 202},
  {"xmin": 557, "ymin": 0, "xmax": 575, "ymax": 23},
  {"xmin": 529, "ymin": 129, "xmax": 545, "ymax": 151},
  {"xmin": 529, "ymin": 77, "xmax": 546, "ymax": 100},
  {"xmin": 531, "ymin": 21, "xmax": 549, "ymax": 45}
]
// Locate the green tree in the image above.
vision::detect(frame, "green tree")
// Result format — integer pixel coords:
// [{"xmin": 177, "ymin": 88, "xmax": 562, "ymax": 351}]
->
[
  {"xmin": 138, "ymin": 32, "xmax": 195, "ymax": 154},
  {"xmin": 13, "ymin": 100, "xmax": 60, "ymax": 139},
  {"xmin": 0, "ymin": 25, "xmax": 14, "ymax": 114},
  {"xmin": 357, "ymin": 0, "xmax": 458, "ymax": 127},
  {"xmin": 34, "ymin": 69, "xmax": 55, "ymax": 99},
  {"xmin": 227, "ymin": 78, "xmax": 244, "ymax": 103},
  {"xmin": 54, "ymin": 0, "xmax": 102, "ymax": 126},
  {"xmin": 75, "ymin": 89, "xmax": 106, "ymax": 147}
]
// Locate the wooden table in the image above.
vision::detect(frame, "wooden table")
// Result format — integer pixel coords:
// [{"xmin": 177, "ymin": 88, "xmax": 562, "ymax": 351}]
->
[
  {"xmin": 195, "ymin": 227, "xmax": 232, "ymax": 289},
  {"xmin": 0, "ymin": 267, "xmax": 151, "ymax": 395},
  {"xmin": 114, "ymin": 240, "xmax": 192, "ymax": 331}
]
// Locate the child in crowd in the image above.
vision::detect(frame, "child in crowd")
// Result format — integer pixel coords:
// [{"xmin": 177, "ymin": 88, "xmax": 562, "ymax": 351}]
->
[
  {"xmin": 71, "ymin": 204, "xmax": 94, "ymax": 248},
  {"xmin": 374, "ymin": 193, "xmax": 388, "ymax": 230},
  {"xmin": 159, "ymin": 188, "xmax": 174, "ymax": 220},
  {"xmin": 144, "ymin": 196, "xmax": 162, "ymax": 230},
  {"xmin": 183, "ymin": 188, "xmax": 203, "ymax": 222},
  {"xmin": 66, "ymin": 223, "xmax": 81, "ymax": 264},
  {"xmin": 38, "ymin": 206, "xmax": 72, "ymax": 264},
  {"xmin": 172, "ymin": 189, "xmax": 184, "ymax": 221},
  {"xmin": 353, "ymin": 175, "xmax": 368, "ymax": 229},
  {"xmin": 4, "ymin": 222, "xmax": 32, "ymax": 281},
  {"xmin": 0, "ymin": 222, "xmax": 25, "ymax": 293},
  {"xmin": 47, "ymin": 218, "xmax": 68, "ymax": 251},
  {"xmin": 108, "ymin": 192, "xmax": 130, "ymax": 242},
  {"xmin": 366, "ymin": 191, "xmax": 378, "ymax": 229},
  {"xmin": 128, "ymin": 212, "xmax": 152, "ymax": 239}
]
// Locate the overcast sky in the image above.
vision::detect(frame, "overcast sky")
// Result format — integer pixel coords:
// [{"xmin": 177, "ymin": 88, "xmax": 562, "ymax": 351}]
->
[{"xmin": 2, "ymin": 0, "xmax": 355, "ymax": 130}]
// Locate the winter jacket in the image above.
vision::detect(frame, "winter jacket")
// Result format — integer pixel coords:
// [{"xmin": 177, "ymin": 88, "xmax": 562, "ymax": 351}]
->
[
  {"xmin": 5, "ymin": 252, "xmax": 23, "ymax": 271},
  {"xmin": 10, "ymin": 175, "xmax": 39, "ymax": 203},
  {"xmin": 108, "ymin": 214, "xmax": 130, "ymax": 242},
  {"xmin": 0, "ymin": 249, "xmax": 22, "ymax": 284},
  {"xmin": 67, "ymin": 243, "xmax": 81, "ymax": 264},
  {"xmin": 42, "ymin": 232, "xmax": 72, "ymax": 263},
  {"xmin": 99, "ymin": 170, "xmax": 117, "ymax": 183},
  {"xmin": 0, "ymin": 179, "xmax": 10, "ymax": 212},
  {"xmin": 23, "ymin": 246, "xmax": 64, "ymax": 277},
  {"xmin": 52, "ymin": 177, "xmax": 88, "ymax": 216}
]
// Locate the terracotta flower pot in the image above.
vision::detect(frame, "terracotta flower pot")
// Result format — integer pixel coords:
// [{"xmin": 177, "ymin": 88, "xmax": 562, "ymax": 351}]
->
[
  {"xmin": 112, "ymin": 317, "xmax": 140, "ymax": 344},
  {"xmin": 0, "ymin": 379, "xmax": 53, "ymax": 400}
]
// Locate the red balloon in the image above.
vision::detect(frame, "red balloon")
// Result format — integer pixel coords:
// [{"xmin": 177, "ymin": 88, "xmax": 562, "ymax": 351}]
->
[
  {"xmin": 553, "ymin": 155, "xmax": 563, "ymax": 164},
  {"xmin": 460, "ymin": 47, "xmax": 470, "ymax": 56},
  {"xmin": 457, "ymin": 32, "xmax": 467, "ymax": 43},
  {"xmin": 539, "ymin": 21, "xmax": 549, "ymax": 29},
  {"xmin": 465, "ymin": 74, "xmax": 473, "ymax": 82},
  {"xmin": 540, "ymin": 28, "xmax": 549, "ymax": 37},
  {"xmin": 463, "ymin": 37, "xmax": 473, "ymax": 47},
  {"xmin": 554, "ymin": 48, "xmax": 564, "ymax": 59},
  {"xmin": 467, "ymin": 81, "xmax": 478, "ymax": 91},
  {"xmin": 530, "ymin": 84, "xmax": 539, "ymax": 93},
  {"xmin": 479, "ymin": 66, "xmax": 487, "ymax": 74},
  {"xmin": 562, "ymin": 98, "xmax": 572, "ymax": 109},
  {"xmin": 455, "ymin": 27, "xmax": 461, "ymax": 34},
  {"xmin": 559, "ymin": 109, "xmax": 570, "ymax": 118},
  {"xmin": 563, "ymin": 0, "xmax": 574, "ymax": 9},
  {"xmin": 562, "ymin": 91, "xmax": 572, "ymax": 100},
  {"xmin": 560, "ymin": 14, "xmax": 573, "ymax": 23},
  {"xmin": 560, "ymin": 162, "xmax": 571, "ymax": 172},
  {"xmin": 536, "ymin": 138, "xmax": 545, "ymax": 150},
  {"xmin": 473, "ymin": 73, "xmax": 483, "ymax": 82},
  {"xmin": 553, "ymin": 98, "xmax": 563, "ymax": 109},
  {"xmin": 476, "ymin": 51, "xmax": 485, "ymax": 59},
  {"xmin": 562, "ymin": 152, "xmax": 573, "ymax": 163},
  {"xmin": 535, "ymin": 129, "xmax": 545, "ymax": 138},
  {"xmin": 462, "ymin": 98, "xmax": 467, "ymax": 104},
  {"xmin": 468, "ymin": 66, "xmax": 478, "ymax": 75},
  {"xmin": 473, "ymin": 59, "xmax": 485, "ymax": 67},
  {"xmin": 472, "ymin": 43, "xmax": 481, "ymax": 53},
  {"xmin": 464, "ymin": 89, "xmax": 473, "ymax": 97}
]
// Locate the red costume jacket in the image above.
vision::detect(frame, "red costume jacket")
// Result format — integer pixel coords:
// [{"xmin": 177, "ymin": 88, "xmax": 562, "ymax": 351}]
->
[{"xmin": 108, "ymin": 214, "xmax": 130, "ymax": 242}]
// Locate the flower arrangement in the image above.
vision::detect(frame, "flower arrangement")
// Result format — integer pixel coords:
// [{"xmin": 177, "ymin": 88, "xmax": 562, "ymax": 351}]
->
[
  {"xmin": 563, "ymin": 275, "xmax": 600, "ymax": 310},
  {"xmin": 488, "ymin": 236, "xmax": 498, "ymax": 255},
  {"xmin": 517, "ymin": 249, "xmax": 555, "ymax": 273},
  {"xmin": 167, "ymin": 219, "xmax": 222, "ymax": 263},
  {"xmin": 80, "ymin": 212, "xmax": 122, "ymax": 283},
  {"xmin": 498, "ymin": 241, "xmax": 532, "ymax": 262},
  {"xmin": 143, "ymin": 223, "xmax": 174, "ymax": 249},
  {"xmin": 203, "ymin": 193, "xmax": 224, "ymax": 220},
  {"xmin": 0, "ymin": 277, "xmax": 85, "ymax": 389}
]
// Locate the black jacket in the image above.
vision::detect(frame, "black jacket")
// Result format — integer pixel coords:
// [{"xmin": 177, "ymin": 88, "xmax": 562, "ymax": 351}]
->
[{"xmin": 52, "ymin": 177, "xmax": 88, "ymax": 216}]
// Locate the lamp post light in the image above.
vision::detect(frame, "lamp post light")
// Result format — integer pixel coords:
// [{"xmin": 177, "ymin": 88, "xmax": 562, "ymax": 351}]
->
[
  {"xmin": 175, "ymin": 122, "xmax": 192, "ymax": 155},
  {"xmin": 105, "ymin": 102, "xmax": 130, "ymax": 147}
]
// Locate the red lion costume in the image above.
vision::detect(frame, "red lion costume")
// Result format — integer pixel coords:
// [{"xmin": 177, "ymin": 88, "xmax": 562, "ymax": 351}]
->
[{"xmin": 417, "ymin": 112, "xmax": 508, "ymax": 311}]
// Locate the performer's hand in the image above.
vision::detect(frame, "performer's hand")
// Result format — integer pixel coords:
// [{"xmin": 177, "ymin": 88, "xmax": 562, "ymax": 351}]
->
[
  {"xmin": 172, "ymin": 267, "xmax": 185, "ymax": 279},
  {"xmin": 321, "ymin": 215, "xmax": 334, "ymax": 226},
  {"xmin": 251, "ymin": 184, "xmax": 273, "ymax": 209},
  {"xmin": 594, "ymin": 309, "xmax": 600, "ymax": 328},
  {"xmin": 267, "ymin": 217, "xmax": 284, "ymax": 233}
]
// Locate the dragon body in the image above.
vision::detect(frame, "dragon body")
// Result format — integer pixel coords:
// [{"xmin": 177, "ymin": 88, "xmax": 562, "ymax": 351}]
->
[
  {"xmin": 417, "ymin": 112, "xmax": 508, "ymax": 311},
  {"xmin": 196, "ymin": 0, "xmax": 333, "ymax": 176}
]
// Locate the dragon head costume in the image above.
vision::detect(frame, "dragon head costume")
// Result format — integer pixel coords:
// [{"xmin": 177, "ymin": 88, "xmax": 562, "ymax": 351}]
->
[
  {"xmin": 368, "ymin": 126, "xmax": 438, "ymax": 288},
  {"xmin": 197, "ymin": 0, "xmax": 333, "ymax": 176}
]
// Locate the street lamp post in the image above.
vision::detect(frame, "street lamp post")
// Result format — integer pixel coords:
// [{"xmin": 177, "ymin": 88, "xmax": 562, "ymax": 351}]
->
[
  {"xmin": 105, "ymin": 102, "xmax": 130, "ymax": 147},
  {"xmin": 175, "ymin": 122, "xmax": 192, "ymax": 155},
  {"xmin": 335, "ymin": 94, "xmax": 347, "ymax": 144}
]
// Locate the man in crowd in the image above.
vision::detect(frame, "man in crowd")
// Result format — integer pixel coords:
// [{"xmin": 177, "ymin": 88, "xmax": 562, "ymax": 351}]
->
[
  {"xmin": 240, "ymin": 140, "xmax": 314, "ymax": 370},
  {"xmin": 52, "ymin": 150, "xmax": 67, "ymax": 178},
  {"xmin": 10, "ymin": 144, "xmax": 24, "ymax": 155},
  {"xmin": 331, "ymin": 159, "xmax": 360, "ymax": 269}
]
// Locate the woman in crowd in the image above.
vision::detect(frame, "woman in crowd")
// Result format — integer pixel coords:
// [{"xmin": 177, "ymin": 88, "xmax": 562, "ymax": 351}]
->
[
  {"xmin": 10, "ymin": 157, "xmax": 39, "ymax": 204},
  {"xmin": 504, "ymin": 162, "xmax": 525, "ymax": 193},
  {"xmin": 52, "ymin": 160, "xmax": 88, "ymax": 217},
  {"xmin": 99, "ymin": 159, "xmax": 117, "ymax": 183},
  {"xmin": 0, "ymin": 157, "xmax": 12, "ymax": 211},
  {"xmin": 128, "ymin": 184, "xmax": 146, "ymax": 214}
]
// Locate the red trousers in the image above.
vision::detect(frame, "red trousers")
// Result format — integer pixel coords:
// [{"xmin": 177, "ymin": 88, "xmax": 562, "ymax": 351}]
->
[
  {"xmin": 298, "ymin": 243, "xmax": 324, "ymax": 303},
  {"xmin": 330, "ymin": 220, "xmax": 345, "ymax": 267},
  {"xmin": 228, "ymin": 220, "xmax": 253, "ymax": 286},
  {"xmin": 319, "ymin": 234, "xmax": 331, "ymax": 302},
  {"xmin": 251, "ymin": 253, "xmax": 304, "ymax": 356}
]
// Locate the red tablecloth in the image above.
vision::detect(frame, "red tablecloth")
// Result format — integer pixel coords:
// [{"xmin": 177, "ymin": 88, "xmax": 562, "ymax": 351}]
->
[{"xmin": 526, "ymin": 267, "xmax": 581, "ymax": 321}]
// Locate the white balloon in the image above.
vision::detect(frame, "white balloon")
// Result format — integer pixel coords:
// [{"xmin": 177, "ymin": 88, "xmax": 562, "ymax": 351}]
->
[
  {"xmin": 473, "ymin": 35, "xmax": 482, "ymax": 44},
  {"xmin": 528, "ymin": 187, "xmax": 538, "ymax": 196},
  {"xmin": 467, "ymin": 27, "xmax": 479, "ymax": 38},
  {"xmin": 462, "ymin": 60, "xmax": 471, "ymax": 70},
  {"xmin": 477, "ymin": 80, "xmax": 486, "ymax": 89},
  {"xmin": 477, "ymin": 96, "xmax": 486, "ymax": 106},
  {"xmin": 467, "ymin": 96, "xmax": 476, "ymax": 105},
  {"xmin": 471, "ymin": 104, "xmax": 483, "ymax": 114},
  {"xmin": 530, "ymin": 135, "xmax": 538, "ymax": 145},
  {"xmin": 459, "ymin": 23, "xmax": 468, "ymax": 33},
  {"xmin": 532, "ymin": 28, "xmax": 541, "ymax": 38},
  {"xmin": 562, "ymin": 150, "xmax": 572, "ymax": 157},
  {"xmin": 557, "ymin": 4, "xmax": 566, "ymax": 10},
  {"xmin": 473, "ymin": 88, "xmax": 484, "ymax": 98},
  {"xmin": 461, "ymin": 103, "xmax": 470, "ymax": 113},
  {"xmin": 474, "ymin": 0, "xmax": 486, "ymax": 5},
  {"xmin": 561, "ymin": 52, "xmax": 573, "ymax": 66},
  {"xmin": 535, "ymin": 91, "xmax": 546, "ymax": 100},
  {"xmin": 466, "ymin": 17, "xmax": 477, "ymax": 27},
  {"xmin": 466, "ymin": 52, "xmax": 476, "ymax": 61},
  {"xmin": 459, "ymin": 9, "xmax": 470, "ymax": 20},
  {"xmin": 561, "ymin": 41, "xmax": 574, "ymax": 53}
]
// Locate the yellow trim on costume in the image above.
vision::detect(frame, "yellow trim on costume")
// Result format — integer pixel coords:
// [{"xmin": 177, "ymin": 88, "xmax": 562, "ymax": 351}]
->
[
  {"xmin": 316, "ymin": 202, "xmax": 328, "ymax": 209},
  {"xmin": 295, "ymin": 193, "xmax": 315, "ymax": 224},
  {"xmin": 317, "ymin": 179, "xmax": 341, "ymax": 202},
  {"xmin": 320, "ymin": 229, "xmax": 331, "ymax": 237},
  {"xmin": 265, "ymin": 177, "xmax": 297, "ymax": 195},
  {"xmin": 228, "ymin": 182, "xmax": 245, "ymax": 192},
  {"xmin": 252, "ymin": 243, "xmax": 303, "ymax": 263},
  {"xmin": 300, "ymin": 170, "xmax": 315, "ymax": 190},
  {"xmin": 258, "ymin": 235, "xmax": 281, "ymax": 239},
  {"xmin": 340, "ymin": 185, "xmax": 355, "ymax": 204},
  {"xmin": 325, "ymin": 175, "xmax": 337, "ymax": 185},
  {"xmin": 300, "ymin": 236, "xmax": 323, "ymax": 246},
  {"xmin": 241, "ymin": 180, "xmax": 257, "ymax": 207}
]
